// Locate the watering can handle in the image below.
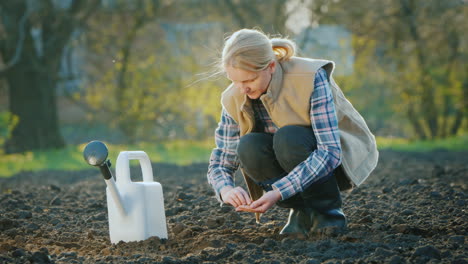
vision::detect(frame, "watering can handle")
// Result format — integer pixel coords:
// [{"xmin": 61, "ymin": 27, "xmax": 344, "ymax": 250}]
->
[{"xmin": 116, "ymin": 151, "xmax": 155, "ymax": 184}]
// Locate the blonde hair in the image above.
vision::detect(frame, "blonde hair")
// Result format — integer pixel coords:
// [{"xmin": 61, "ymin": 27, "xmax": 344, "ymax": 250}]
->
[{"xmin": 221, "ymin": 29, "xmax": 296, "ymax": 72}]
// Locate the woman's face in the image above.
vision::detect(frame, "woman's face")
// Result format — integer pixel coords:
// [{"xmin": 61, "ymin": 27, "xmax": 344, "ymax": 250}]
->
[{"xmin": 225, "ymin": 61, "xmax": 276, "ymax": 99}]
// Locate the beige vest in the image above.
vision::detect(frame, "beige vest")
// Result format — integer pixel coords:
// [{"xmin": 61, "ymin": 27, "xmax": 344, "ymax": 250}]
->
[{"xmin": 221, "ymin": 57, "xmax": 379, "ymax": 205}]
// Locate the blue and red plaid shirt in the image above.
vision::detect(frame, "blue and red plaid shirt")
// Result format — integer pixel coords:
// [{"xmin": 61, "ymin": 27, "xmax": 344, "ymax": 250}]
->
[{"xmin": 207, "ymin": 68, "xmax": 342, "ymax": 201}]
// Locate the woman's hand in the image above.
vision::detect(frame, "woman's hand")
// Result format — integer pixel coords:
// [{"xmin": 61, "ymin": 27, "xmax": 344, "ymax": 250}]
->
[
  {"xmin": 220, "ymin": 186, "xmax": 252, "ymax": 208},
  {"xmin": 236, "ymin": 189, "xmax": 282, "ymax": 213}
]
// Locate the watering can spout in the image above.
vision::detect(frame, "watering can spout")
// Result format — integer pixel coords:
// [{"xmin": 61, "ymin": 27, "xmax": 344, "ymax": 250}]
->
[
  {"xmin": 83, "ymin": 141, "xmax": 126, "ymax": 216},
  {"xmin": 105, "ymin": 175, "xmax": 127, "ymax": 216}
]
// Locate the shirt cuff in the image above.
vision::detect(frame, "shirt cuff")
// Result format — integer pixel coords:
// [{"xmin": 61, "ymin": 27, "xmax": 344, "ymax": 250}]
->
[
  {"xmin": 213, "ymin": 178, "xmax": 235, "ymax": 204},
  {"xmin": 272, "ymin": 176, "xmax": 302, "ymax": 201}
]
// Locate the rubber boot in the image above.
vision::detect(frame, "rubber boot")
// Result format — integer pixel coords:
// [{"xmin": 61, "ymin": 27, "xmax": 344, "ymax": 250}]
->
[
  {"xmin": 301, "ymin": 174, "xmax": 347, "ymax": 232},
  {"xmin": 276, "ymin": 193, "xmax": 311, "ymax": 235},
  {"xmin": 279, "ymin": 208, "xmax": 312, "ymax": 235}
]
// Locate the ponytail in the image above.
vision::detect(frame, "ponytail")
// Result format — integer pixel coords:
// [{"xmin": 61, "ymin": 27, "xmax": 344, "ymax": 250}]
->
[{"xmin": 271, "ymin": 38, "xmax": 296, "ymax": 62}]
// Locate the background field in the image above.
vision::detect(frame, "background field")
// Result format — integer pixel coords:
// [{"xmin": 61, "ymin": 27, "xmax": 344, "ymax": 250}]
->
[{"xmin": 0, "ymin": 1, "xmax": 467, "ymax": 263}]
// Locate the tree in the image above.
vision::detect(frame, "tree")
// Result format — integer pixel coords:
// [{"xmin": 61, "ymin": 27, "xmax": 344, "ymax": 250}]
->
[
  {"xmin": 77, "ymin": 0, "xmax": 294, "ymax": 143},
  {"xmin": 326, "ymin": 0, "xmax": 467, "ymax": 139},
  {"xmin": 0, "ymin": 0, "xmax": 99, "ymax": 153},
  {"xmin": 2, "ymin": 0, "xmax": 347, "ymax": 148},
  {"xmin": 78, "ymin": 0, "xmax": 217, "ymax": 142}
]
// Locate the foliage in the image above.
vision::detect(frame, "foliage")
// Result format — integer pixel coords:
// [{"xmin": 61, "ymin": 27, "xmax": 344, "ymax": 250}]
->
[
  {"xmin": 327, "ymin": 0, "xmax": 468, "ymax": 139},
  {"xmin": 333, "ymin": 36, "xmax": 407, "ymax": 137},
  {"xmin": 0, "ymin": 111, "xmax": 18, "ymax": 152},
  {"xmin": 73, "ymin": 0, "xmax": 292, "ymax": 144},
  {"xmin": 80, "ymin": 7, "xmax": 227, "ymax": 142},
  {"xmin": 2, "ymin": 0, "xmax": 467, "ymax": 154}
]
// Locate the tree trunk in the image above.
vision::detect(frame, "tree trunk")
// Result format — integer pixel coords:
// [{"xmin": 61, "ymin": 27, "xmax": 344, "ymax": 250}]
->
[
  {"xmin": 1, "ymin": 2, "xmax": 66, "ymax": 153},
  {"xmin": 400, "ymin": 0, "xmax": 439, "ymax": 139},
  {"xmin": 451, "ymin": 66, "xmax": 468, "ymax": 134},
  {"xmin": 407, "ymin": 104, "xmax": 427, "ymax": 140},
  {"xmin": 5, "ymin": 61, "xmax": 65, "ymax": 153},
  {"xmin": 1, "ymin": 0, "xmax": 99, "ymax": 153},
  {"xmin": 115, "ymin": 14, "xmax": 148, "ymax": 143}
]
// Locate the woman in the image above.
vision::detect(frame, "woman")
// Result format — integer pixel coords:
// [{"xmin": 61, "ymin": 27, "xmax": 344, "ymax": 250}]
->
[{"xmin": 207, "ymin": 28, "xmax": 378, "ymax": 235}]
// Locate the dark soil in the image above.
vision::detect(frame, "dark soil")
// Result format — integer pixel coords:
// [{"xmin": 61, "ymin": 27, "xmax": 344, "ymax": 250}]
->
[{"xmin": 0, "ymin": 150, "xmax": 467, "ymax": 264}]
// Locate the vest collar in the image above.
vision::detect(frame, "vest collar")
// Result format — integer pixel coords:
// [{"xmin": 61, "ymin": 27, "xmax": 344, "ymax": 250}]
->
[{"xmin": 261, "ymin": 61, "xmax": 283, "ymax": 103}]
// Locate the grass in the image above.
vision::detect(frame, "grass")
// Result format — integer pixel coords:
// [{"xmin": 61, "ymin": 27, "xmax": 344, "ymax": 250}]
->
[
  {"xmin": 1, "ymin": 135, "xmax": 467, "ymax": 178},
  {"xmin": 0, "ymin": 140, "xmax": 214, "ymax": 178},
  {"xmin": 377, "ymin": 134, "xmax": 468, "ymax": 152}
]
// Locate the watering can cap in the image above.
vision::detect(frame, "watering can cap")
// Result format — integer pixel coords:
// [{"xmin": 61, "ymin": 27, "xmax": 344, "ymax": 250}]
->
[{"xmin": 83, "ymin": 140, "xmax": 109, "ymax": 166}]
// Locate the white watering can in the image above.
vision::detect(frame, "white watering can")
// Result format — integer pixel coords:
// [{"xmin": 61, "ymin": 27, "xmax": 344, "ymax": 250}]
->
[{"xmin": 83, "ymin": 141, "xmax": 168, "ymax": 243}]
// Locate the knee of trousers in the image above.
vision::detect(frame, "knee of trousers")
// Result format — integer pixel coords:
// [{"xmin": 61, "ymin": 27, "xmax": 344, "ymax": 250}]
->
[
  {"xmin": 237, "ymin": 133, "xmax": 273, "ymax": 168},
  {"xmin": 273, "ymin": 125, "xmax": 317, "ymax": 170}
]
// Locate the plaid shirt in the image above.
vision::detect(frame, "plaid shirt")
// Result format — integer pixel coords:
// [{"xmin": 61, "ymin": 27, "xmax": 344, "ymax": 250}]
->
[{"xmin": 207, "ymin": 68, "xmax": 342, "ymax": 201}]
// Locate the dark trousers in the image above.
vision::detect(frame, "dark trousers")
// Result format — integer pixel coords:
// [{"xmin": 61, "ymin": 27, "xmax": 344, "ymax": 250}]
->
[{"xmin": 237, "ymin": 125, "xmax": 336, "ymax": 208}]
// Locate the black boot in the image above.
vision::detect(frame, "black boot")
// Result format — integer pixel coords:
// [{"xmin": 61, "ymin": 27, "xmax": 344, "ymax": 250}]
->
[
  {"xmin": 301, "ymin": 174, "xmax": 347, "ymax": 232},
  {"xmin": 277, "ymin": 174, "xmax": 346, "ymax": 235},
  {"xmin": 277, "ymin": 193, "xmax": 312, "ymax": 235},
  {"xmin": 279, "ymin": 208, "xmax": 311, "ymax": 235}
]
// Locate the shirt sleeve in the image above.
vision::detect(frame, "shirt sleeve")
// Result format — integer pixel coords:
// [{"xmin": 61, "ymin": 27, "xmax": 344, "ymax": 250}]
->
[
  {"xmin": 272, "ymin": 68, "xmax": 342, "ymax": 200},
  {"xmin": 207, "ymin": 108, "xmax": 241, "ymax": 202}
]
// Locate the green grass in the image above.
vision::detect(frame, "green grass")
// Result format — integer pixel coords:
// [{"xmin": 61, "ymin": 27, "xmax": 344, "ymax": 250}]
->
[
  {"xmin": 377, "ymin": 134, "xmax": 468, "ymax": 152},
  {"xmin": 1, "ymin": 135, "xmax": 467, "ymax": 178},
  {"xmin": 0, "ymin": 140, "xmax": 214, "ymax": 178}
]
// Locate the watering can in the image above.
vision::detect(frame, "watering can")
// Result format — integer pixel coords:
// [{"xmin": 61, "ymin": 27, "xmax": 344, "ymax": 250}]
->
[{"xmin": 83, "ymin": 141, "xmax": 168, "ymax": 243}]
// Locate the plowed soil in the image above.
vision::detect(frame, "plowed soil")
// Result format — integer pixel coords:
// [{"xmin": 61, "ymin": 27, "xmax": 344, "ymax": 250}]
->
[{"xmin": 0, "ymin": 150, "xmax": 467, "ymax": 264}]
